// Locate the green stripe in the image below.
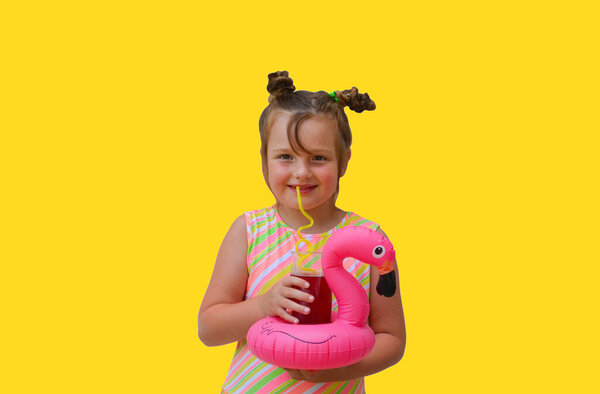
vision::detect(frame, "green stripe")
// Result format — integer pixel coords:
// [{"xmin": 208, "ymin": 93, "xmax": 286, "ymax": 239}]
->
[
  {"xmin": 271, "ymin": 378, "xmax": 298, "ymax": 393},
  {"xmin": 321, "ymin": 380, "xmax": 344, "ymax": 394},
  {"xmin": 248, "ymin": 225, "xmax": 279, "ymax": 257},
  {"xmin": 228, "ymin": 360, "xmax": 269, "ymax": 392},
  {"xmin": 253, "ymin": 228, "xmax": 291, "ymax": 259},
  {"xmin": 248, "ymin": 369, "xmax": 287, "ymax": 394},
  {"xmin": 231, "ymin": 339, "xmax": 246, "ymax": 358},
  {"xmin": 249, "ymin": 209, "xmax": 274, "ymax": 231},
  {"xmin": 253, "ymin": 224, "xmax": 280, "ymax": 246},
  {"xmin": 336, "ymin": 380, "xmax": 352, "ymax": 393},
  {"xmin": 250, "ymin": 220, "xmax": 258, "ymax": 232},
  {"xmin": 224, "ymin": 355, "xmax": 257, "ymax": 385},
  {"xmin": 343, "ymin": 215, "xmax": 360, "ymax": 227},
  {"xmin": 248, "ymin": 215, "xmax": 265, "ymax": 234},
  {"xmin": 348, "ymin": 378, "xmax": 361, "ymax": 393},
  {"xmin": 249, "ymin": 231, "xmax": 293, "ymax": 269},
  {"xmin": 360, "ymin": 276, "xmax": 370, "ymax": 287}
]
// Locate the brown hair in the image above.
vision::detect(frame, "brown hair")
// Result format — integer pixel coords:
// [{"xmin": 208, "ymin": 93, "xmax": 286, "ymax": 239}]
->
[{"xmin": 259, "ymin": 71, "xmax": 376, "ymax": 182}]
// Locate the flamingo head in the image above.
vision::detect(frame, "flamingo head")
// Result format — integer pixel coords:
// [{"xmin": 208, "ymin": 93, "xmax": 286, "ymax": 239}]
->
[
  {"xmin": 364, "ymin": 230, "xmax": 397, "ymax": 298},
  {"xmin": 325, "ymin": 226, "xmax": 397, "ymax": 297}
]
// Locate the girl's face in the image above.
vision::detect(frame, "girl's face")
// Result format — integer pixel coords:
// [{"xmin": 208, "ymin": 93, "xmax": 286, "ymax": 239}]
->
[{"xmin": 265, "ymin": 112, "xmax": 346, "ymax": 212}]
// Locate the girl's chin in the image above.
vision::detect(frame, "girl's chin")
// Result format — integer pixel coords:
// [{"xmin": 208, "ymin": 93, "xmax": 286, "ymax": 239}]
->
[{"xmin": 284, "ymin": 197, "xmax": 329, "ymax": 212}]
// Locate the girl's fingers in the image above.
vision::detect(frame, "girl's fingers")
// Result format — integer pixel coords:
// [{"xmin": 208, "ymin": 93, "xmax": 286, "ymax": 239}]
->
[
  {"xmin": 283, "ymin": 287, "xmax": 315, "ymax": 304},
  {"xmin": 282, "ymin": 298, "xmax": 310, "ymax": 315},
  {"xmin": 278, "ymin": 308, "xmax": 299, "ymax": 324},
  {"xmin": 283, "ymin": 276, "xmax": 310, "ymax": 289}
]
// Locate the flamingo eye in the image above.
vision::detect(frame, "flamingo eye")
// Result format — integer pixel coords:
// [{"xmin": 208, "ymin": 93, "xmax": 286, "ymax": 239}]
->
[{"xmin": 372, "ymin": 245, "xmax": 386, "ymax": 258}]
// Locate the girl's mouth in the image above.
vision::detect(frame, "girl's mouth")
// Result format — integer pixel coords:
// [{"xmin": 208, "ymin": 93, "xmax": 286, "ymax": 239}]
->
[{"xmin": 289, "ymin": 185, "xmax": 317, "ymax": 195}]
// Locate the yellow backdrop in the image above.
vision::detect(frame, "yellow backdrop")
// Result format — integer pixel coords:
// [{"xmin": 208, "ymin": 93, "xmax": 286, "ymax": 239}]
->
[{"xmin": 2, "ymin": 1, "xmax": 598, "ymax": 393}]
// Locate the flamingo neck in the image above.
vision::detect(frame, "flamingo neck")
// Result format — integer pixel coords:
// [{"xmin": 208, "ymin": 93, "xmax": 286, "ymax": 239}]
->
[{"xmin": 322, "ymin": 245, "xmax": 370, "ymax": 326}]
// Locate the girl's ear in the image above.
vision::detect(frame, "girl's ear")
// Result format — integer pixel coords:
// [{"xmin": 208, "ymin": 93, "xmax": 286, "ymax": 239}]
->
[{"xmin": 339, "ymin": 149, "xmax": 351, "ymax": 177}]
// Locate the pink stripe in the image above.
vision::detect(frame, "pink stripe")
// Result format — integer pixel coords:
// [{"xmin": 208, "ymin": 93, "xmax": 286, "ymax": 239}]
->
[
  {"xmin": 286, "ymin": 381, "xmax": 321, "ymax": 393},
  {"xmin": 342, "ymin": 379, "xmax": 364, "ymax": 393},
  {"xmin": 223, "ymin": 349, "xmax": 251, "ymax": 380},
  {"xmin": 260, "ymin": 371, "xmax": 293, "ymax": 392},
  {"xmin": 247, "ymin": 238, "xmax": 296, "ymax": 295},
  {"xmin": 245, "ymin": 212, "xmax": 263, "ymax": 229},
  {"xmin": 237, "ymin": 365, "xmax": 280, "ymax": 392},
  {"xmin": 249, "ymin": 235, "xmax": 295, "ymax": 271},
  {"xmin": 313, "ymin": 384, "xmax": 331, "ymax": 393},
  {"xmin": 222, "ymin": 350, "xmax": 256, "ymax": 387},
  {"xmin": 252, "ymin": 225, "xmax": 270, "ymax": 241},
  {"xmin": 224, "ymin": 358, "xmax": 262, "ymax": 390},
  {"xmin": 249, "ymin": 224, "xmax": 289, "ymax": 260},
  {"xmin": 224, "ymin": 361, "xmax": 257, "ymax": 389},
  {"xmin": 250, "ymin": 232, "xmax": 294, "ymax": 268}
]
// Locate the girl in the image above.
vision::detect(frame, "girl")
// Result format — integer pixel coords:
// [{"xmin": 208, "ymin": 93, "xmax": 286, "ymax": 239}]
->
[{"xmin": 198, "ymin": 71, "xmax": 406, "ymax": 393}]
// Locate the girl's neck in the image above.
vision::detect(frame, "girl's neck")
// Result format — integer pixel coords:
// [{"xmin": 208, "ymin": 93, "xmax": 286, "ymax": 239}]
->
[{"xmin": 276, "ymin": 198, "xmax": 346, "ymax": 234}]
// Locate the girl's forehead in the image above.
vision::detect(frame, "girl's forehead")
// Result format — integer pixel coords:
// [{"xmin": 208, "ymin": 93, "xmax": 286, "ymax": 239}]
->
[{"xmin": 268, "ymin": 112, "xmax": 338, "ymax": 151}]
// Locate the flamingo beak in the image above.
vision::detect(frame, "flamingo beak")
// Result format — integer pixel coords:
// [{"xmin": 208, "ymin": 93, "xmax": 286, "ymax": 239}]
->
[{"xmin": 376, "ymin": 260, "xmax": 396, "ymax": 297}]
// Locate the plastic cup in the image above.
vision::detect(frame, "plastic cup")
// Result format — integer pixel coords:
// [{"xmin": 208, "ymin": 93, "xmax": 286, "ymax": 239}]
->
[{"xmin": 290, "ymin": 251, "xmax": 332, "ymax": 325}]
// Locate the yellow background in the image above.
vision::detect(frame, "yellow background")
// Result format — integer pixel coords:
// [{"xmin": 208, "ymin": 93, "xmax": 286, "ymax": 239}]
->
[{"xmin": 1, "ymin": 1, "xmax": 598, "ymax": 393}]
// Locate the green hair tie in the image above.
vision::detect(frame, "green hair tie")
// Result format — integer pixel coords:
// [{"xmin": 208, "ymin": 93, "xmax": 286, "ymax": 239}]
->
[{"xmin": 330, "ymin": 91, "xmax": 339, "ymax": 102}]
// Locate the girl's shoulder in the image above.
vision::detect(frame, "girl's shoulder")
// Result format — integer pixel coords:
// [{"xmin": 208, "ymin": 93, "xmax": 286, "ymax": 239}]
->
[
  {"xmin": 243, "ymin": 205, "xmax": 278, "ymax": 227},
  {"xmin": 341, "ymin": 210, "xmax": 380, "ymax": 232},
  {"xmin": 242, "ymin": 206, "xmax": 284, "ymax": 241}
]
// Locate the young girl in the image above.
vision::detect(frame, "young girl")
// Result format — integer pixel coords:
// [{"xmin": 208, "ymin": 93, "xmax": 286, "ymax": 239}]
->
[{"xmin": 198, "ymin": 71, "xmax": 406, "ymax": 393}]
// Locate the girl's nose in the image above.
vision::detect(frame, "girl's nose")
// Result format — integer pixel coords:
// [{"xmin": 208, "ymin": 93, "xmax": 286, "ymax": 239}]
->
[{"xmin": 293, "ymin": 159, "xmax": 312, "ymax": 178}]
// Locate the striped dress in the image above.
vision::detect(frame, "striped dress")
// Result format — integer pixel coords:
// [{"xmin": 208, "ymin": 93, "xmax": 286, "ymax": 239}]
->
[{"xmin": 221, "ymin": 205, "xmax": 379, "ymax": 394}]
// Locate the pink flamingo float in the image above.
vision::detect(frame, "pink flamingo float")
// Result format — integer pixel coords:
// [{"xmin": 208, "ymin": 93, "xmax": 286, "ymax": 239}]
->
[{"xmin": 246, "ymin": 226, "xmax": 396, "ymax": 370}]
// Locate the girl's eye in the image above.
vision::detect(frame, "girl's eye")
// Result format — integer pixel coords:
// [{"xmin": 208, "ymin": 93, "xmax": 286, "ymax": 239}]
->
[
  {"xmin": 278, "ymin": 154, "xmax": 292, "ymax": 160},
  {"xmin": 313, "ymin": 155, "xmax": 326, "ymax": 161}
]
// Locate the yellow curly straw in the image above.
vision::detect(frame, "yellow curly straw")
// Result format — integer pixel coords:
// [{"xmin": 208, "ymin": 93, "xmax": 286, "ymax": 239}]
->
[{"xmin": 295, "ymin": 186, "xmax": 317, "ymax": 274}]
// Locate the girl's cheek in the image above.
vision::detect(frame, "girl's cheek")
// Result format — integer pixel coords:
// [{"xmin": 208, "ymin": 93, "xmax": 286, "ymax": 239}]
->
[{"xmin": 318, "ymin": 166, "xmax": 338, "ymax": 181}]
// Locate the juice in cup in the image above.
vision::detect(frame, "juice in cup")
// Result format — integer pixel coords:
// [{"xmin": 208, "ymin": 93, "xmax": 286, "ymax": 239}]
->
[{"xmin": 290, "ymin": 251, "xmax": 332, "ymax": 325}]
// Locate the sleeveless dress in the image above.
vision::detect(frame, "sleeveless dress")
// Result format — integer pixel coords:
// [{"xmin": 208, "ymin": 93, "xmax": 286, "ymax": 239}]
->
[{"xmin": 221, "ymin": 205, "xmax": 379, "ymax": 394}]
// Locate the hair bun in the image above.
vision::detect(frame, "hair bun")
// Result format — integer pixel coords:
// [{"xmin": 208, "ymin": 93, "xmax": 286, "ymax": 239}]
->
[
  {"xmin": 267, "ymin": 71, "xmax": 295, "ymax": 102},
  {"xmin": 334, "ymin": 87, "xmax": 376, "ymax": 113}
]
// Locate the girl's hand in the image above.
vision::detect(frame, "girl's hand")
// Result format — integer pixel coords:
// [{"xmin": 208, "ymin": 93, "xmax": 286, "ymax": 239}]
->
[
  {"xmin": 284, "ymin": 367, "xmax": 346, "ymax": 383},
  {"xmin": 259, "ymin": 276, "xmax": 314, "ymax": 323}
]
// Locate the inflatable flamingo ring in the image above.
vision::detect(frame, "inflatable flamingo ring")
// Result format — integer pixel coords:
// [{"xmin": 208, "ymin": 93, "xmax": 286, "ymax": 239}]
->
[{"xmin": 246, "ymin": 226, "xmax": 396, "ymax": 370}]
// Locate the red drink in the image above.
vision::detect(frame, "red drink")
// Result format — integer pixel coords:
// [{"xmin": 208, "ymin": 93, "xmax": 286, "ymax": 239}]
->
[{"xmin": 291, "ymin": 274, "xmax": 332, "ymax": 325}]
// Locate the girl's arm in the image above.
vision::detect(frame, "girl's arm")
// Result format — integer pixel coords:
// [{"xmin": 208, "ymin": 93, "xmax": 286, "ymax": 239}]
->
[
  {"xmin": 198, "ymin": 215, "xmax": 313, "ymax": 346},
  {"xmin": 286, "ymin": 227, "xmax": 406, "ymax": 382},
  {"xmin": 343, "ymin": 247, "xmax": 406, "ymax": 378},
  {"xmin": 197, "ymin": 215, "xmax": 262, "ymax": 346}
]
